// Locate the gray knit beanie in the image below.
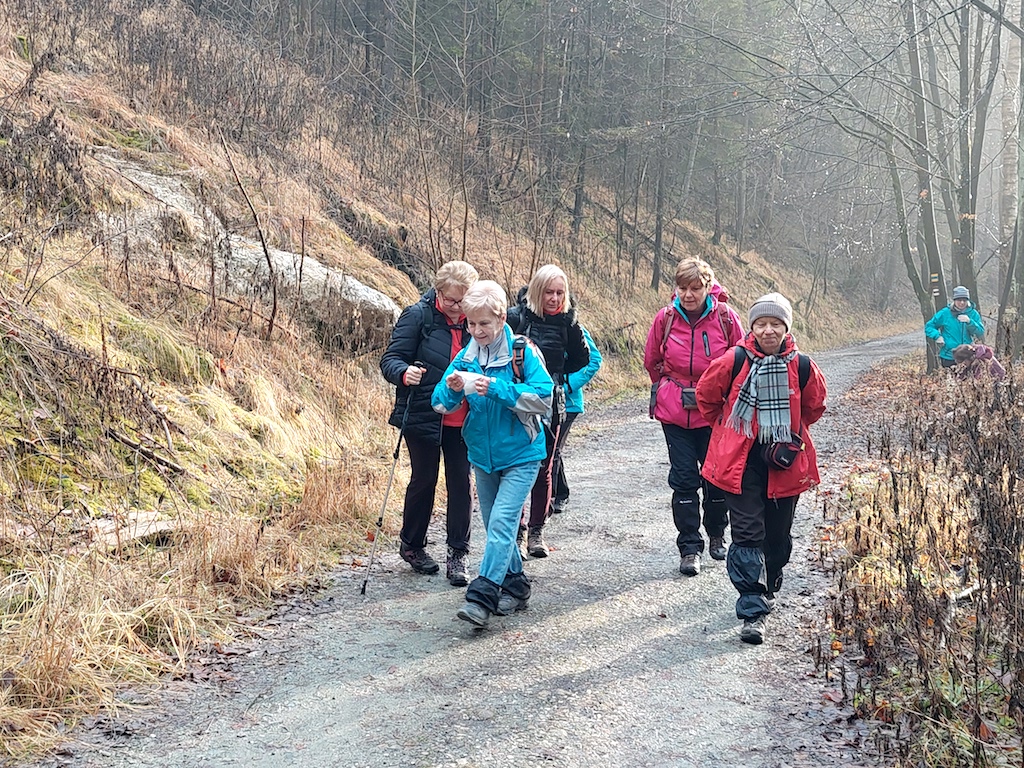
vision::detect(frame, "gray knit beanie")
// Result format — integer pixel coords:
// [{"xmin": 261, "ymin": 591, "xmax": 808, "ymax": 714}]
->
[
  {"xmin": 748, "ymin": 292, "xmax": 793, "ymax": 332},
  {"xmin": 952, "ymin": 285, "xmax": 970, "ymax": 301}
]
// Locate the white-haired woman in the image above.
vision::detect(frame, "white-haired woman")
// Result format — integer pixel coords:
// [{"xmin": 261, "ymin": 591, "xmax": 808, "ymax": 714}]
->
[
  {"xmin": 433, "ymin": 281, "xmax": 553, "ymax": 628},
  {"xmin": 506, "ymin": 265, "xmax": 590, "ymax": 557},
  {"xmin": 381, "ymin": 260, "xmax": 479, "ymax": 586}
]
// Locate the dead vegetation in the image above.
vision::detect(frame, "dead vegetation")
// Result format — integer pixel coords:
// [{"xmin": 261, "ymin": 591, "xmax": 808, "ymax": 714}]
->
[{"xmin": 824, "ymin": 359, "xmax": 1024, "ymax": 767}]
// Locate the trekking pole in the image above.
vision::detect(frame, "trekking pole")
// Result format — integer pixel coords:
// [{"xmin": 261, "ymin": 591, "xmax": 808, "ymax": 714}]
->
[{"xmin": 360, "ymin": 361, "xmax": 423, "ymax": 596}]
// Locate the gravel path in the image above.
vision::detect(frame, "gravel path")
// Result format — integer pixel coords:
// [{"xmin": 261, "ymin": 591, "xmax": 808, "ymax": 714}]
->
[{"xmin": 40, "ymin": 333, "xmax": 922, "ymax": 768}]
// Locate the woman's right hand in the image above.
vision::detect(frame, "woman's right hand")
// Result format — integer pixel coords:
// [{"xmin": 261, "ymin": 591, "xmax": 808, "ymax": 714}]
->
[
  {"xmin": 446, "ymin": 372, "xmax": 465, "ymax": 392},
  {"xmin": 404, "ymin": 364, "xmax": 426, "ymax": 386}
]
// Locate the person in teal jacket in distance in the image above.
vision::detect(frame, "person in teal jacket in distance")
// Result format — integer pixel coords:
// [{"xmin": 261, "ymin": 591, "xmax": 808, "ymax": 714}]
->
[
  {"xmin": 432, "ymin": 280, "xmax": 553, "ymax": 629},
  {"xmin": 551, "ymin": 326, "xmax": 602, "ymax": 514},
  {"xmin": 924, "ymin": 286, "xmax": 985, "ymax": 368}
]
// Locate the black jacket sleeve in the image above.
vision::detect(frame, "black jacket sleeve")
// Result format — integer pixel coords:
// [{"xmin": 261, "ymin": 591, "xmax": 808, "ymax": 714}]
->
[
  {"xmin": 380, "ymin": 303, "xmax": 425, "ymax": 386},
  {"xmin": 563, "ymin": 319, "xmax": 590, "ymax": 376}
]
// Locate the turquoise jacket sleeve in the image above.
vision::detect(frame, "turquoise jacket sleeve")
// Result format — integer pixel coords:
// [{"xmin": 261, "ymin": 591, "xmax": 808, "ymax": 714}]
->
[
  {"xmin": 486, "ymin": 345, "xmax": 552, "ymax": 416},
  {"xmin": 567, "ymin": 328, "xmax": 602, "ymax": 393},
  {"xmin": 924, "ymin": 309, "xmax": 945, "ymax": 340},
  {"xmin": 566, "ymin": 327, "xmax": 602, "ymax": 413},
  {"xmin": 431, "ymin": 350, "xmax": 470, "ymax": 414},
  {"xmin": 965, "ymin": 307, "xmax": 985, "ymax": 341}
]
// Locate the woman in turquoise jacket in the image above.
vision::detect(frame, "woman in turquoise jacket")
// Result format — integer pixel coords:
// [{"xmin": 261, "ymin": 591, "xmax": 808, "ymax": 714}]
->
[
  {"xmin": 432, "ymin": 280, "xmax": 553, "ymax": 629},
  {"xmin": 551, "ymin": 326, "xmax": 603, "ymax": 513},
  {"xmin": 924, "ymin": 286, "xmax": 985, "ymax": 368}
]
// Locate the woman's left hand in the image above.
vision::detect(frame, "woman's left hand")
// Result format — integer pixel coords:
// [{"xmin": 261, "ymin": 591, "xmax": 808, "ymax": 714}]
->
[{"xmin": 473, "ymin": 377, "xmax": 492, "ymax": 396}]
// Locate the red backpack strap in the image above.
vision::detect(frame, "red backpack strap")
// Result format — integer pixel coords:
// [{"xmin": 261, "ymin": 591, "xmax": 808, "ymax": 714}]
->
[
  {"xmin": 660, "ymin": 306, "xmax": 674, "ymax": 353},
  {"xmin": 717, "ymin": 301, "xmax": 734, "ymax": 341}
]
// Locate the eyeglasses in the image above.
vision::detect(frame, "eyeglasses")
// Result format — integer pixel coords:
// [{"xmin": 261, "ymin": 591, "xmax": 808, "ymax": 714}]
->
[{"xmin": 439, "ymin": 291, "xmax": 463, "ymax": 308}]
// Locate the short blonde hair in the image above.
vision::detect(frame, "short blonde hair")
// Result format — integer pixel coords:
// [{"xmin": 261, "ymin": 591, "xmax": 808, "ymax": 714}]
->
[
  {"xmin": 675, "ymin": 257, "xmax": 715, "ymax": 290},
  {"xmin": 525, "ymin": 264, "xmax": 569, "ymax": 315},
  {"xmin": 461, "ymin": 280, "xmax": 507, "ymax": 318},
  {"xmin": 434, "ymin": 260, "xmax": 479, "ymax": 294}
]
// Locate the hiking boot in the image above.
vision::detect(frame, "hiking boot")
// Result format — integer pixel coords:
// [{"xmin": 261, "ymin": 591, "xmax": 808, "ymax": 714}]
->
[
  {"xmin": 400, "ymin": 545, "xmax": 439, "ymax": 575},
  {"xmin": 456, "ymin": 600, "xmax": 490, "ymax": 628},
  {"xmin": 551, "ymin": 498, "xmax": 567, "ymax": 514},
  {"xmin": 446, "ymin": 548, "xmax": 468, "ymax": 587},
  {"xmin": 765, "ymin": 592, "xmax": 777, "ymax": 611},
  {"xmin": 527, "ymin": 526, "xmax": 549, "ymax": 558},
  {"xmin": 495, "ymin": 592, "xmax": 529, "ymax": 616},
  {"xmin": 740, "ymin": 615, "xmax": 767, "ymax": 645},
  {"xmin": 679, "ymin": 553, "xmax": 701, "ymax": 576},
  {"xmin": 516, "ymin": 525, "xmax": 529, "ymax": 560},
  {"xmin": 709, "ymin": 536, "xmax": 727, "ymax": 561}
]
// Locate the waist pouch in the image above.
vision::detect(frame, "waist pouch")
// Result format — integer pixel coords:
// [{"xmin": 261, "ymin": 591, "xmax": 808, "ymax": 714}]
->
[
  {"xmin": 680, "ymin": 386, "xmax": 698, "ymax": 410},
  {"xmin": 760, "ymin": 430, "xmax": 805, "ymax": 470}
]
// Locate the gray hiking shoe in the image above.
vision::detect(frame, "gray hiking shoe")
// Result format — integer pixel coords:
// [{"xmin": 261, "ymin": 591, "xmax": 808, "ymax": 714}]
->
[
  {"xmin": 446, "ymin": 548, "xmax": 468, "ymax": 587},
  {"xmin": 456, "ymin": 601, "xmax": 490, "ymax": 628},
  {"xmin": 708, "ymin": 536, "xmax": 727, "ymax": 561},
  {"xmin": 527, "ymin": 526, "xmax": 548, "ymax": 558},
  {"xmin": 495, "ymin": 592, "xmax": 529, "ymax": 616},
  {"xmin": 400, "ymin": 545, "xmax": 439, "ymax": 575},
  {"xmin": 679, "ymin": 553, "xmax": 701, "ymax": 576},
  {"xmin": 741, "ymin": 615, "xmax": 767, "ymax": 645}
]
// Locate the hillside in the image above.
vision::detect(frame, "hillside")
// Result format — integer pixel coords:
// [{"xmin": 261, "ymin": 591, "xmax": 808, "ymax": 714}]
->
[{"xmin": 0, "ymin": 0, "xmax": 918, "ymax": 758}]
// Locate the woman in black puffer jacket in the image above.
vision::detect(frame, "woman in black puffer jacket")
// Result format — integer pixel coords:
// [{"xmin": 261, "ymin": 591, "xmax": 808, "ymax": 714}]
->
[
  {"xmin": 506, "ymin": 264, "xmax": 589, "ymax": 558},
  {"xmin": 380, "ymin": 260, "xmax": 478, "ymax": 586}
]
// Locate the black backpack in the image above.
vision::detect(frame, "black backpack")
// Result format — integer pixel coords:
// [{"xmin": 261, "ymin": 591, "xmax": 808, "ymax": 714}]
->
[{"xmin": 729, "ymin": 347, "xmax": 811, "ymax": 389}]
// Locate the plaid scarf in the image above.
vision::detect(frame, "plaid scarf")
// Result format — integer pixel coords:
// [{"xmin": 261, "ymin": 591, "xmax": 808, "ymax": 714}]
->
[{"xmin": 726, "ymin": 347, "xmax": 797, "ymax": 443}]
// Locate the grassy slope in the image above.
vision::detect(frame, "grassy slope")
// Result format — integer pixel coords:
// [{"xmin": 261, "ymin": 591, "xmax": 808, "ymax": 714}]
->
[{"xmin": 0, "ymin": 13, "xmax": 919, "ymax": 759}]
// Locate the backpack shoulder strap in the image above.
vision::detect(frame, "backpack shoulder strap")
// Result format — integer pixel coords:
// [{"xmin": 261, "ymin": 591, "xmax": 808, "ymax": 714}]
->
[
  {"xmin": 797, "ymin": 353, "xmax": 810, "ymax": 389},
  {"xmin": 419, "ymin": 302, "xmax": 435, "ymax": 342},
  {"xmin": 511, "ymin": 335, "xmax": 527, "ymax": 383},
  {"xmin": 730, "ymin": 346, "xmax": 746, "ymax": 384},
  {"xmin": 660, "ymin": 307, "xmax": 674, "ymax": 352},
  {"xmin": 716, "ymin": 302, "xmax": 734, "ymax": 341}
]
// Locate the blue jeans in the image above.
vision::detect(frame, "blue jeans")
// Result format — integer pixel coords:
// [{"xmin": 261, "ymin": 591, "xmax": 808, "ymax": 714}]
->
[{"xmin": 466, "ymin": 462, "xmax": 540, "ymax": 611}]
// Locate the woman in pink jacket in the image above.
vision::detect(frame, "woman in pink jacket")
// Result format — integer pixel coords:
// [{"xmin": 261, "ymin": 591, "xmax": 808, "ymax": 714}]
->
[
  {"xmin": 695, "ymin": 293, "xmax": 827, "ymax": 645},
  {"xmin": 644, "ymin": 258, "xmax": 744, "ymax": 577}
]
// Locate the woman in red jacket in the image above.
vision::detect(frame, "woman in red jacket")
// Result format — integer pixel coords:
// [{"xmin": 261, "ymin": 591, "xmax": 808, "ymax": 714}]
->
[
  {"xmin": 695, "ymin": 293, "xmax": 827, "ymax": 645},
  {"xmin": 644, "ymin": 258, "xmax": 744, "ymax": 577}
]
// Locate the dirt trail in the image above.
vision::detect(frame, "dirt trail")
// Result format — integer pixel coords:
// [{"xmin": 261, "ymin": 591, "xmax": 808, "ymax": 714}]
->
[{"xmin": 40, "ymin": 333, "xmax": 921, "ymax": 768}]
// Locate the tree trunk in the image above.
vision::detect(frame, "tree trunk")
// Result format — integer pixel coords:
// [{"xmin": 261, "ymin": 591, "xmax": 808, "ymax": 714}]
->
[{"xmin": 905, "ymin": 0, "xmax": 947, "ymax": 314}]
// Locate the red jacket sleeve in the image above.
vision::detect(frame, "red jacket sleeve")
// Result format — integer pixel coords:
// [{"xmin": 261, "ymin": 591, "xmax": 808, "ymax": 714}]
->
[{"xmin": 696, "ymin": 348, "xmax": 739, "ymax": 425}]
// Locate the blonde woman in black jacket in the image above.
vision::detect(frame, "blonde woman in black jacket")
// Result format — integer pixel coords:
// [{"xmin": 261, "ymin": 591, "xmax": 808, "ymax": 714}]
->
[
  {"xmin": 506, "ymin": 264, "xmax": 590, "ymax": 557},
  {"xmin": 380, "ymin": 261, "xmax": 479, "ymax": 585}
]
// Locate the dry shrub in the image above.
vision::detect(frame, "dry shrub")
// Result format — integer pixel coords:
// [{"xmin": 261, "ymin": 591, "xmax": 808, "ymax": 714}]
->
[
  {"xmin": 826, "ymin": 358, "xmax": 1024, "ymax": 767},
  {"xmin": 0, "ymin": 551, "xmax": 224, "ymax": 760}
]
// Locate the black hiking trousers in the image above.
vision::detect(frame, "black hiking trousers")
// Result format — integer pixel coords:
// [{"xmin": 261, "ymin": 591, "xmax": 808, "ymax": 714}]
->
[
  {"xmin": 662, "ymin": 423, "xmax": 729, "ymax": 556},
  {"xmin": 724, "ymin": 447, "xmax": 798, "ymax": 620},
  {"xmin": 401, "ymin": 425, "xmax": 472, "ymax": 553}
]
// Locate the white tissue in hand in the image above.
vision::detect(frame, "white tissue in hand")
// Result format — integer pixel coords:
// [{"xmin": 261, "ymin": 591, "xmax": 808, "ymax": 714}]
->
[{"xmin": 456, "ymin": 371, "xmax": 487, "ymax": 387}]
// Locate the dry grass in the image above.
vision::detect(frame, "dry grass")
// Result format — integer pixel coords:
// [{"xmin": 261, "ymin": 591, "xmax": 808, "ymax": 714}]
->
[{"xmin": 825, "ymin": 358, "xmax": 1024, "ymax": 766}]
